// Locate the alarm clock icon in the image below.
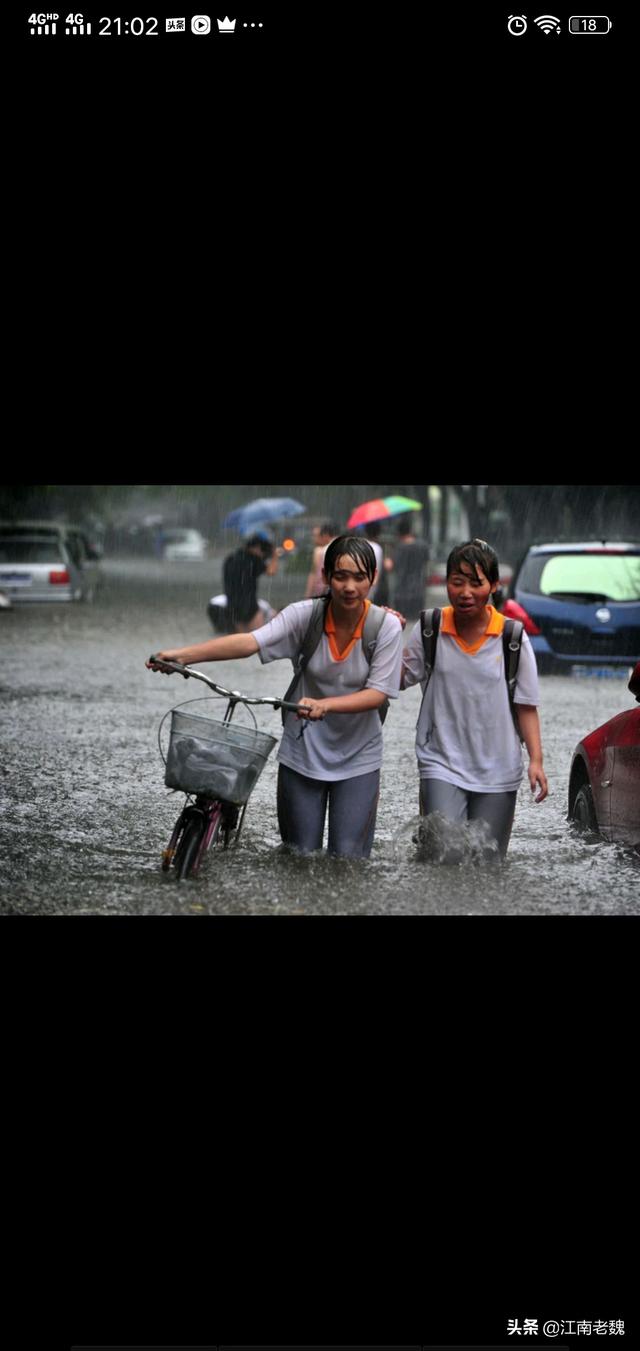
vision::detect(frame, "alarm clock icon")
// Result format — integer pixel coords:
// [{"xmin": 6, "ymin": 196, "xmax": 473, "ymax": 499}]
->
[{"xmin": 508, "ymin": 14, "xmax": 528, "ymax": 34}]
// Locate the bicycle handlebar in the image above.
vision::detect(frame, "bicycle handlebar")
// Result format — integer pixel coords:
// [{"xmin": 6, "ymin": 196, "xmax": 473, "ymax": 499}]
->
[{"xmin": 148, "ymin": 655, "xmax": 306, "ymax": 714}]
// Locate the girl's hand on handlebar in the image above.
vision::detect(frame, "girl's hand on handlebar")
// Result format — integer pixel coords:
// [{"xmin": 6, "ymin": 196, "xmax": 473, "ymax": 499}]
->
[
  {"xmin": 146, "ymin": 651, "xmax": 189, "ymax": 675},
  {"xmin": 296, "ymin": 697, "xmax": 328, "ymax": 721},
  {"xmin": 298, "ymin": 699, "xmax": 326, "ymax": 720}
]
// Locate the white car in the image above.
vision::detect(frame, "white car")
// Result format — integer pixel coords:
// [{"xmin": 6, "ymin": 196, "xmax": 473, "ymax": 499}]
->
[
  {"xmin": 0, "ymin": 521, "xmax": 101, "ymax": 603},
  {"xmin": 162, "ymin": 528, "xmax": 208, "ymax": 561}
]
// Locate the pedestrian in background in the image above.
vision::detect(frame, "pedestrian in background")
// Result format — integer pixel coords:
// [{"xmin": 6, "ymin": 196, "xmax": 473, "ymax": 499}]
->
[
  {"xmin": 391, "ymin": 514, "xmax": 430, "ymax": 619},
  {"xmin": 361, "ymin": 521, "xmax": 392, "ymax": 606},
  {"xmin": 221, "ymin": 533, "xmax": 279, "ymax": 632},
  {"xmin": 305, "ymin": 521, "xmax": 340, "ymax": 598}
]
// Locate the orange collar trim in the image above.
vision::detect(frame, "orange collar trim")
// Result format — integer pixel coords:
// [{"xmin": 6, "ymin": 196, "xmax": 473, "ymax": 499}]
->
[
  {"xmin": 441, "ymin": 604, "xmax": 505, "ymax": 654},
  {"xmin": 325, "ymin": 598, "xmax": 370, "ymax": 662}
]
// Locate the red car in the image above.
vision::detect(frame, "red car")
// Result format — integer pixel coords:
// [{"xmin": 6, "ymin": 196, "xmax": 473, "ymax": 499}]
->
[{"xmin": 568, "ymin": 662, "xmax": 640, "ymax": 850}]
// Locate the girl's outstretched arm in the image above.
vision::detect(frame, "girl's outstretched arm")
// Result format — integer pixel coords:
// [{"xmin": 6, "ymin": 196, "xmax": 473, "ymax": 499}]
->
[{"xmin": 146, "ymin": 633, "xmax": 259, "ymax": 669}]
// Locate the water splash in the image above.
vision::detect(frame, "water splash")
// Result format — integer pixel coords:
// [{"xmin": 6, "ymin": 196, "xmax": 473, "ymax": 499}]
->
[{"xmin": 395, "ymin": 811, "xmax": 501, "ymax": 867}]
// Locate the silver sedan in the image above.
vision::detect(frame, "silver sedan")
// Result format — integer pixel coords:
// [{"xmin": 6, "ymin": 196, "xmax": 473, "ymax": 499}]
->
[{"xmin": 0, "ymin": 526, "xmax": 100, "ymax": 603}]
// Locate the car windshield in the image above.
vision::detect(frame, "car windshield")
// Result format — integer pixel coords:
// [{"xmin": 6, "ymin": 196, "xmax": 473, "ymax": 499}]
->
[
  {"xmin": 163, "ymin": 530, "xmax": 192, "ymax": 543},
  {"xmin": 517, "ymin": 552, "xmax": 640, "ymax": 602},
  {"xmin": 0, "ymin": 539, "xmax": 64, "ymax": 563}
]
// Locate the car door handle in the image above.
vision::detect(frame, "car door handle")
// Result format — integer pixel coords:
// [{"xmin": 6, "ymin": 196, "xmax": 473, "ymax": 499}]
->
[{"xmin": 600, "ymin": 780, "xmax": 612, "ymax": 788}]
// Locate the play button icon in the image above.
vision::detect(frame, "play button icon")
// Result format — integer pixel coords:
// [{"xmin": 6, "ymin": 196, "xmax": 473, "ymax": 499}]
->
[{"xmin": 191, "ymin": 14, "xmax": 211, "ymax": 33}]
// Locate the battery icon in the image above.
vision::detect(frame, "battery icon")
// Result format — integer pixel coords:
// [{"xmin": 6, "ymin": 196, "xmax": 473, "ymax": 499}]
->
[{"xmin": 569, "ymin": 15, "xmax": 612, "ymax": 32}]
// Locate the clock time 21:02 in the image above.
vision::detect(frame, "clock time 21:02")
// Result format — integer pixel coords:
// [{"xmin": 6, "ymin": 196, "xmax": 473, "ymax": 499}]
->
[{"xmin": 98, "ymin": 15, "xmax": 159, "ymax": 34}]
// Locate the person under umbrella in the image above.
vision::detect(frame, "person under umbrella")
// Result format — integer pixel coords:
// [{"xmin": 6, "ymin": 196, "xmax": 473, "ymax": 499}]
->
[
  {"xmin": 391, "ymin": 514, "xmax": 431, "ymax": 619},
  {"xmin": 360, "ymin": 521, "xmax": 393, "ymax": 606},
  {"xmin": 347, "ymin": 495, "xmax": 423, "ymax": 608},
  {"xmin": 215, "ymin": 533, "xmax": 279, "ymax": 633}
]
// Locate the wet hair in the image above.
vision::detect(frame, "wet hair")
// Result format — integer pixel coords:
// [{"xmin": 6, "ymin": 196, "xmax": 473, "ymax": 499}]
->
[
  {"xmin": 244, "ymin": 533, "xmax": 274, "ymax": 558},
  {"xmin": 446, "ymin": 538, "xmax": 499, "ymax": 586},
  {"xmin": 323, "ymin": 534, "xmax": 377, "ymax": 584}
]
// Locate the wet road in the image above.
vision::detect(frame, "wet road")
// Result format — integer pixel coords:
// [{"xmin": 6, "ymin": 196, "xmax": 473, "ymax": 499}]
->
[{"xmin": 1, "ymin": 557, "xmax": 638, "ymax": 915}]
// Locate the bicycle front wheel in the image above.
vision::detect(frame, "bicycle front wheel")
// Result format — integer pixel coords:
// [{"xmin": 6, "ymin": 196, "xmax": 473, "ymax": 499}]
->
[
  {"xmin": 176, "ymin": 817, "xmax": 207, "ymax": 881},
  {"xmin": 162, "ymin": 810, "xmax": 187, "ymax": 872}
]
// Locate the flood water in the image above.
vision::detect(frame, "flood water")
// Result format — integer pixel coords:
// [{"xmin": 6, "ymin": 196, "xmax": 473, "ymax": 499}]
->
[{"xmin": 1, "ymin": 557, "xmax": 638, "ymax": 915}]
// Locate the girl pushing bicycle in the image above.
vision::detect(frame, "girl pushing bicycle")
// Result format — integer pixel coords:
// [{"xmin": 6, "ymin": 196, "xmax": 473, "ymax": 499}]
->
[{"xmin": 147, "ymin": 535, "xmax": 404, "ymax": 859}]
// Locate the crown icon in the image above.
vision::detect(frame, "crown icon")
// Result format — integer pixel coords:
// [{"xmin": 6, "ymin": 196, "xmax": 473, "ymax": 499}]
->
[{"xmin": 217, "ymin": 15, "xmax": 236, "ymax": 31}]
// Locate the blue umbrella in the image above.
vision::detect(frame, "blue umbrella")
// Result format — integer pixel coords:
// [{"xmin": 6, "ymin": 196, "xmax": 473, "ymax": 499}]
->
[{"xmin": 223, "ymin": 497, "xmax": 307, "ymax": 535}]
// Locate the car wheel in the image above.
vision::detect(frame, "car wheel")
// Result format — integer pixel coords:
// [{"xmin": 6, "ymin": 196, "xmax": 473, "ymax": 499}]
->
[{"xmin": 571, "ymin": 783, "xmax": 599, "ymax": 834}]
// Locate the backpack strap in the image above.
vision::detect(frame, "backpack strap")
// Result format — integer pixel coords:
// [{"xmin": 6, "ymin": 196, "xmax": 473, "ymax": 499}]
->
[
  {"xmin": 362, "ymin": 602, "xmax": 387, "ymax": 655},
  {"xmin": 502, "ymin": 617, "xmax": 524, "ymax": 741},
  {"xmin": 414, "ymin": 608, "xmax": 441, "ymax": 746},
  {"xmin": 281, "ymin": 597, "xmax": 390, "ymax": 725},
  {"xmin": 419, "ymin": 608, "xmax": 441, "ymax": 690},
  {"xmin": 281, "ymin": 596, "xmax": 329, "ymax": 724}
]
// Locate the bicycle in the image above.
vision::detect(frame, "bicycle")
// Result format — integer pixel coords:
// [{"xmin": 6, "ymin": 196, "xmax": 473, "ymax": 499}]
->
[{"xmin": 149, "ymin": 656, "xmax": 307, "ymax": 881}]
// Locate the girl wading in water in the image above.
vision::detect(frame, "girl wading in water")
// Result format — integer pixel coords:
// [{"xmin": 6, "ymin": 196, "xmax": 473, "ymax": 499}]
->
[
  {"xmin": 148, "ymin": 535, "xmax": 403, "ymax": 859},
  {"xmin": 401, "ymin": 538, "xmax": 548, "ymax": 858}
]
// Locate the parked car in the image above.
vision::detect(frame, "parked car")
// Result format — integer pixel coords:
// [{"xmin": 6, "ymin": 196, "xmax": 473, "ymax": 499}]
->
[
  {"xmin": 502, "ymin": 541, "xmax": 640, "ymax": 672},
  {"xmin": 0, "ymin": 520, "xmax": 101, "ymax": 603},
  {"xmin": 568, "ymin": 662, "xmax": 640, "ymax": 850},
  {"xmin": 162, "ymin": 528, "xmax": 208, "ymax": 561}
]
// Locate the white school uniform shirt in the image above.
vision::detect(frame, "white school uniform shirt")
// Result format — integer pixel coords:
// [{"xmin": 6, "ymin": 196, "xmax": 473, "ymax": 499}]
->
[
  {"xmin": 402, "ymin": 605, "xmax": 540, "ymax": 793},
  {"xmin": 253, "ymin": 598, "xmax": 403, "ymax": 781}
]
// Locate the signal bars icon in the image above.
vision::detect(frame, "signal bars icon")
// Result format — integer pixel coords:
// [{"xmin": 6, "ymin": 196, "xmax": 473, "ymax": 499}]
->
[{"xmin": 534, "ymin": 14, "xmax": 561, "ymax": 32}]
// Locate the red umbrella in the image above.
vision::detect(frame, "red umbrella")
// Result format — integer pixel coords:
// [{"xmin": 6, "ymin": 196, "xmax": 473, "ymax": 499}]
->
[{"xmin": 347, "ymin": 495, "xmax": 423, "ymax": 529}]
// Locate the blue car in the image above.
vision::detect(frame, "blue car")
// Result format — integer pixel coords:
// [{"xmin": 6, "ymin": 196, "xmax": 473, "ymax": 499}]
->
[{"xmin": 503, "ymin": 542, "xmax": 640, "ymax": 672}]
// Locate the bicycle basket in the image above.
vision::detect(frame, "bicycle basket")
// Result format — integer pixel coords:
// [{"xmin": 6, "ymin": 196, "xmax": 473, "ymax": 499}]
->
[{"xmin": 164, "ymin": 706, "xmax": 277, "ymax": 804}]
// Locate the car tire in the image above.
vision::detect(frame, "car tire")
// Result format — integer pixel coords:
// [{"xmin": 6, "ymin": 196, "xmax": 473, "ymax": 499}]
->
[{"xmin": 571, "ymin": 783, "xmax": 599, "ymax": 834}]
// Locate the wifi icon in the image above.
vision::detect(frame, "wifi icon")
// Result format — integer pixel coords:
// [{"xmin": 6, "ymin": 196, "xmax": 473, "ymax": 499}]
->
[{"xmin": 534, "ymin": 14, "xmax": 561, "ymax": 33}]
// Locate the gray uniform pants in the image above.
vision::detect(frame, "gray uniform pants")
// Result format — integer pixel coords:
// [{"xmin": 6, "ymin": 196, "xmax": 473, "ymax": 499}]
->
[
  {"xmin": 419, "ymin": 778, "xmax": 518, "ymax": 858},
  {"xmin": 277, "ymin": 763, "xmax": 380, "ymax": 858}
]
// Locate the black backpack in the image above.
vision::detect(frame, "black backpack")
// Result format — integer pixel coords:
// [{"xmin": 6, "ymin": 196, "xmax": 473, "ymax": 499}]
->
[
  {"xmin": 282, "ymin": 595, "xmax": 390, "ymax": 725},
  {"xmin": 418, "ymin": 607, "xmax": 525, "ymax": 741}
]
